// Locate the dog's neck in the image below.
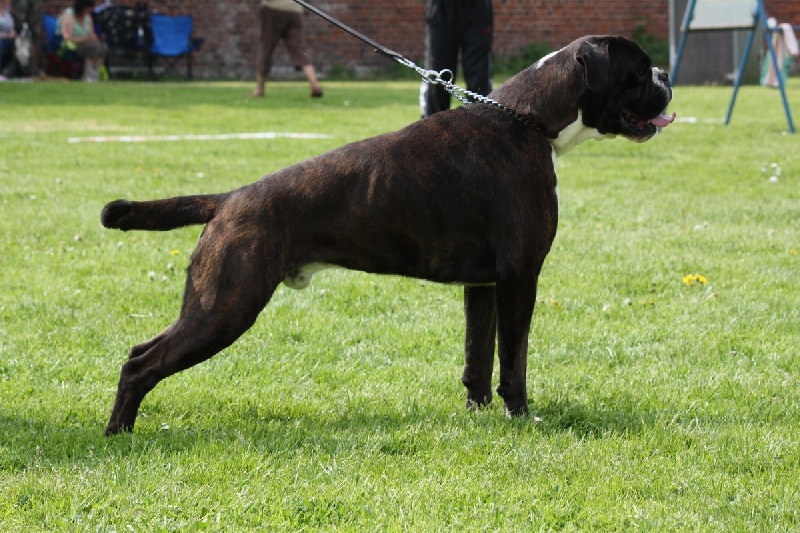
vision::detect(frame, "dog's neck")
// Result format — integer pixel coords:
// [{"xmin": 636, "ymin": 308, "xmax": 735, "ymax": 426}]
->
[
  {"xmin": 550, "ymin": 111, "xmax": 612, "ymax": 156},
  {"xmin": 490, "ymin": 60, "xmax": 603, "ymax": 150}
]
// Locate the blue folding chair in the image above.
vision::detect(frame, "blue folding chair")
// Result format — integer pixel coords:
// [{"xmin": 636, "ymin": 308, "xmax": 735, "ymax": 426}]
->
[{"xmin": 148, "ymin": 14, "xmax": 202, "ymax": 80}]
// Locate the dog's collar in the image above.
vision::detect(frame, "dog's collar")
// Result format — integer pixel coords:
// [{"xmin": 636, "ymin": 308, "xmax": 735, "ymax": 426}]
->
[{"xmin": 470, "ymin": 101, "xmax": 547, "ymax": 134}]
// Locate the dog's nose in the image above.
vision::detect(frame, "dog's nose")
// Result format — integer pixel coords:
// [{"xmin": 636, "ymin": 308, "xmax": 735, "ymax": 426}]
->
[{"xmin": 656, "ymin": 69, "xmax": 670, "ymax": 85}]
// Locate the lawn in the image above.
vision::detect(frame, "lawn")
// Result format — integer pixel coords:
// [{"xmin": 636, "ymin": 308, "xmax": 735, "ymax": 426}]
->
[{"xmin": 1, "ymin": 77, "xmax": 798, "ymax": 530}]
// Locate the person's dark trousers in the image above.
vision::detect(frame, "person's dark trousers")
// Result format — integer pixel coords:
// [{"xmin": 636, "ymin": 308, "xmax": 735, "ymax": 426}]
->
[{"xmin": 421, "ymin": 0, "xmax": 493, "ymax": 117}]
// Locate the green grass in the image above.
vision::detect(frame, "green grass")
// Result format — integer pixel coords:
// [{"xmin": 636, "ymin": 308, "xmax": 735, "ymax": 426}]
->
[{"xmin": 1, "ymin": 77, "xmax": 799, "ymax": 530}]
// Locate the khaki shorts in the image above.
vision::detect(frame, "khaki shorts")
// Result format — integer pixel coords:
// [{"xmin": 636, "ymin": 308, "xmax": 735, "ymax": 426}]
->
[{"xmin": 256, "ymin": 5, "xmax": 310, "ymax": 75}]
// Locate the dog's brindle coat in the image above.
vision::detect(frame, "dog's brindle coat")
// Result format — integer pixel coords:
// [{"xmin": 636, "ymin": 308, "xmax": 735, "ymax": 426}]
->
[{"xmin": 101, "ymin": 35, "xmax": 674, "ymax": 435}]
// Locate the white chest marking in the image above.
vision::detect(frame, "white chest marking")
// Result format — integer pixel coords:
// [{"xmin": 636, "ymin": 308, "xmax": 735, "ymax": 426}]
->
[
  {"xmin": 551, "ymin": 110, "xmax": 611, "ymax": 156},
  {"xmin": 551, "ymin": 149, "xmax": 559, "ymax": 215}
]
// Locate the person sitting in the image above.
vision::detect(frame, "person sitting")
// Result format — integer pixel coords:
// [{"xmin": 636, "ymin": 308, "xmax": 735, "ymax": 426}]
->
[{"xmin": 57, "ymin": 0, "xmax": 107, "ymax": 82}]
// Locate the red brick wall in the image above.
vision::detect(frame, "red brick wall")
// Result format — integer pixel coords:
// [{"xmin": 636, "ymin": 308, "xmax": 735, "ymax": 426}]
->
[
  {"xmin": 493, "ymin": 0, "xmax": 670, "ymax": 52},
  {"xmin": 766, "ymin": 0, "xmax": 800, "ymax": 23},
  {"xmin": 39, "ymin": 0, "xmax": 798, "ymax": 80},
  {"xmin": 264, "ymin": 0, "xmax": 672, "ymax": 78}
]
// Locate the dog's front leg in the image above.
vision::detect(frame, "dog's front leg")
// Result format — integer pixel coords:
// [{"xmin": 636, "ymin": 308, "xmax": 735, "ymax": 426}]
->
[
  {"xmin": 462, "ymin": 285, "xmax": 497, "ymax": 409},
  {"xmin": 495, "ymin": 278, "xmax": 537, "ymax": 417}
]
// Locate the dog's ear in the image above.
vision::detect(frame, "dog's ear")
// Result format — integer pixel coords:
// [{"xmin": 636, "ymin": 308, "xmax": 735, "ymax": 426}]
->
[{"xmin": 576, "ymin": 40, "xmax": 610, "ymax": 93}]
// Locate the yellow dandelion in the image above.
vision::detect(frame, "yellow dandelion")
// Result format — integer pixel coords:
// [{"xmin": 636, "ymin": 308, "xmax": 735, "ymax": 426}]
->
[
  {"xmin": 790, "ymin": 249, "xmax": 798, "ymax": 256},
  {"xmin": 682, "ymin": 274, "xmax": 707, "ymax": 286},
  {"xmin": 170, "ymin": 249, "xmax": 180, "ymax": 255}
]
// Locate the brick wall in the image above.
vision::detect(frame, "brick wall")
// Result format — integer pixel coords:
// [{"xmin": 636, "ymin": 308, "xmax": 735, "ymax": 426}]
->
[
  {"xmin": 246, "ymin": 0, "xmax": 673, "ymax": 79},
  {"xmin": 39, "ymin": 0, "xmax": 798, "ymax": 80},
  {"xmin": 767, "ymin": 0, "xmax": 800, "ymax": 23}
]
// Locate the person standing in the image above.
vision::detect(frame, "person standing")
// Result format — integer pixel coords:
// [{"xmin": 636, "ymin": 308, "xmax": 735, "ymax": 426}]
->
[
  {"xmin": 57, "ymin": 0, "xmax": 107, "ymax": 82},
  {"xmin": 251, "ymin": 0, "xmax": 323, "ymax": 98},
  {"xmin": 420, "ymin": 0, "xmax": 493, "ymax": 117}
]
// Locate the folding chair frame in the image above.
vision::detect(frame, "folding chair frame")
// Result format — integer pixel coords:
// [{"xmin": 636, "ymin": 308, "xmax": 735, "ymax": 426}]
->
[{"xmin": 148, "ymin": 14, "xmax": 201, "ymax": 81}]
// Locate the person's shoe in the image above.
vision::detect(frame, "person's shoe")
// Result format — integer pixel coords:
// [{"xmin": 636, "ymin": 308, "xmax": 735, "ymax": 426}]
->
[{"xmin": 311, "ymin": 89, "xmax": 323, "ymax": 98}]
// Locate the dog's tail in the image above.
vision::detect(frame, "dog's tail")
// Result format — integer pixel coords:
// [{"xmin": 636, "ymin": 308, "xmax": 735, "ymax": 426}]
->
[{"xmin": 101, "ymin": 194, "xmax": 225, "ymax": 231}]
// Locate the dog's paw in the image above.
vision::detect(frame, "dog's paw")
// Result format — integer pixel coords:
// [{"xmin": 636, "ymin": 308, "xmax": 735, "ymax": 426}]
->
[
  {"xmin": 465, "ymin": 397, "xmax": 493, "ymax": 411},
  {"xmin": 104, "ymin": 423, "xmax": 134, "ymax": 437},
  {"xmin": 503, "ymin": 401, "xmax": 531, "ymax": 418}
]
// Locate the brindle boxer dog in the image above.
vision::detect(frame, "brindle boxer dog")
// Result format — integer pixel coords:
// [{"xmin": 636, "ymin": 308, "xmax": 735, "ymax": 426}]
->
[{"xmin": 101, "ymin": 35, "xmax": 674, "ymax": 435}]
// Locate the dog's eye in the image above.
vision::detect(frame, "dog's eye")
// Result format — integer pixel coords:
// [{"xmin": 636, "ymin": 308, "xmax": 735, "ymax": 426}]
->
[{"xmin": 638, "ymin": 67, "xmax": 650, "ymax": 79}]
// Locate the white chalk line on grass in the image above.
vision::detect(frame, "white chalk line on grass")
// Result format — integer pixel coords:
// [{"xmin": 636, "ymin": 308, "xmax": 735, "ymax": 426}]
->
[
  {"xmin": 675, "ymin": 117, "xmax": 724, "ymax": 124},
  {"xmin": 68, "ymin": 132, "xmax": 333, "ymax": 143},
  {"xmin": 67, "ymin": 119, "xmax": 717, "ymax": 144}
]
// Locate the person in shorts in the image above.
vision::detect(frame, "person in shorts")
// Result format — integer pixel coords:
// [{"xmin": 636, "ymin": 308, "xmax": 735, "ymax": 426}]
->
[{"xmin": 251, "ymin": 0, "xmax": 322, "ymax": 98}]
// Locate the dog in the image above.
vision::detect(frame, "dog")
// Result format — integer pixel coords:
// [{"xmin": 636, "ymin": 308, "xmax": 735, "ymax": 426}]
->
[{"xmin": 101, "ymin": 35, "xmax": 674, "ymax": 435}]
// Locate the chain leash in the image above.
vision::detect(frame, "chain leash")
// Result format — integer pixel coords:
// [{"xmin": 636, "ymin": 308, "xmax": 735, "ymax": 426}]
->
[{"xmin": 396, "ymin": 56, "xmax": 534, "ymax": 127}]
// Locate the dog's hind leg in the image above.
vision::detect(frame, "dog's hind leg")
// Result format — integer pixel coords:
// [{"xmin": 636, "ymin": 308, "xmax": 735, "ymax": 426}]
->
[
  {"xmin": 127, "ymin": 332, "xmax": 167, "ymax": 359},
  {"xmin": 105, "ymin": 288, "xmax": 275, "ymax": 435},
  {"xmin": 462, "ymin": 286, "xmax": 497, "ymax": 409},
  {"xmin": 105, "ymin": 246, "xmax": 279, "ymax": 435}
]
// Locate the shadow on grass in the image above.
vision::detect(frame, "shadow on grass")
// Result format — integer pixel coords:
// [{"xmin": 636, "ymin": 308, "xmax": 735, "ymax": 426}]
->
[
  {"xmin": 0, "ymin": 391, "xmax": 664, "ymax": 472},
  {"xmin": 533, "ymin": 398, "xmax": 652, "ymax": 438}
]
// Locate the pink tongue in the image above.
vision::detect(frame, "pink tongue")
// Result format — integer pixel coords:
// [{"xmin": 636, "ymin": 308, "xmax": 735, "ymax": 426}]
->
[{"xmin": 649, "ymin": 112, "xmax": 676, "ymax": 128}]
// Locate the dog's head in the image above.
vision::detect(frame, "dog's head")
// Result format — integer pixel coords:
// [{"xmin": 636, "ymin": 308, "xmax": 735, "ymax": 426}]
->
[
  {"xmin": 573, "ymin": 35, "xmax": 674, "ymax": 141},
  {"xmin": 491, "ymin": 35, "xmax": 674, "ymax": 155}
]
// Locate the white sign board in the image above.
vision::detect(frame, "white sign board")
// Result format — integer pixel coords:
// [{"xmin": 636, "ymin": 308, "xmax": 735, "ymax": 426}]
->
[{"xmin": 687, "ymin": 0, "xmax": 757, "ymax": 30}]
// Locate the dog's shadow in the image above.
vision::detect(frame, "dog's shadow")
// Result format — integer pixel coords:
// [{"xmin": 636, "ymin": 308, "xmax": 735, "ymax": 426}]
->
[
  {"xmin": 0, "ymin": 396, "xmax": 661, "ymax": 473},
  {"xmin": 532, "ymin": 398, "xmax": 655, "ymax": 438}
]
